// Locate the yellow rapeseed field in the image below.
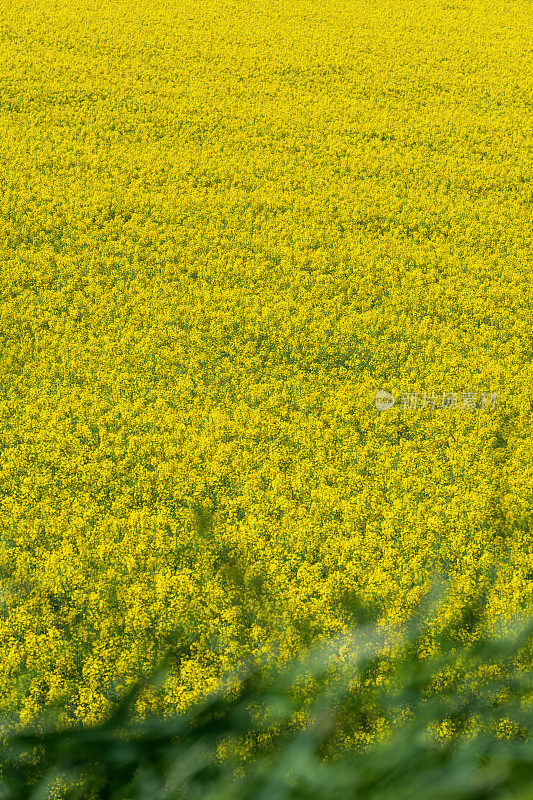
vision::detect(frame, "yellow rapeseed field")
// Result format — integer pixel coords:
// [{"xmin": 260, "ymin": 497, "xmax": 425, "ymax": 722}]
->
[{"xmin": 0, "ymin": 0, "xmax": 531, "ymax": 729}]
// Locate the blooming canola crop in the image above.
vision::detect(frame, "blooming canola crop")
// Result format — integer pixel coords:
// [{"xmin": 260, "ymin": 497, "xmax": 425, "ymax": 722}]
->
[{"xmin": 0, "ymin": 0, "xmax": 531, "ymax": 728}]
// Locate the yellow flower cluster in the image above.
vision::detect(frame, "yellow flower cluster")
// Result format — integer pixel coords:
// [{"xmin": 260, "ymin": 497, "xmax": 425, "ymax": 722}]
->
[{"xmin": 0, "ymin": 0, "xmax": 531, "ymax": 727}]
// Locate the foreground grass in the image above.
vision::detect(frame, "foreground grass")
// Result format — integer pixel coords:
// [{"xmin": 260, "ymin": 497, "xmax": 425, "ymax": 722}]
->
[{"xmin": 0, "ymin": 587, "xmax": 531, "ymax": 800}]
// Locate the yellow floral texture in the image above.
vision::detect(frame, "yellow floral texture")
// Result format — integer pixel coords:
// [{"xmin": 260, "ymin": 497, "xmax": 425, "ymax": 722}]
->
[{"xmin": 0, "ymin": 0, "xmax": 531, "ymax": 727}]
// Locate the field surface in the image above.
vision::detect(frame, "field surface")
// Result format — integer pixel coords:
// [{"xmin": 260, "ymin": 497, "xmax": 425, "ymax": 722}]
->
[{"xmin": 0, "ymin": 0, "xmax": 532, "ymax": 727}]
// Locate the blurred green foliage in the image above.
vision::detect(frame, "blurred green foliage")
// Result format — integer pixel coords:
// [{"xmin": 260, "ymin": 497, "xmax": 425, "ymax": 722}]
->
[{"xmin": 0, "ymin": 584, "xmax": 531, "ymax": 800}]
